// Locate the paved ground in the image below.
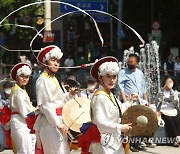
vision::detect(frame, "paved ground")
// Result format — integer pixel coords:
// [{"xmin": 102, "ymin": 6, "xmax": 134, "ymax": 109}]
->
[{"xmin": 1, "ymin": 146, "xmax": 180, "ymax": 154}]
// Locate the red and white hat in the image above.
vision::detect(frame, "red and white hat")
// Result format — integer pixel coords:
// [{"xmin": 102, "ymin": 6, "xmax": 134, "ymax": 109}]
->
[
  {"xmin": 90, "ymin": 56, "xmax": 119, "ymax": 80},
  {"xmin": 10, "ymin": 63, "xmax": 32, "ymax": 81},
  {"xmin": 37, "ymin": 45, "xmax": 63, "ymax": 64}
]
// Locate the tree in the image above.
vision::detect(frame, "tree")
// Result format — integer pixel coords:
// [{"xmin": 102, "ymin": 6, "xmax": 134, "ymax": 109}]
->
[{"xmin": 0, "ymin": 0, "xmax": 44, "ymax": 49}]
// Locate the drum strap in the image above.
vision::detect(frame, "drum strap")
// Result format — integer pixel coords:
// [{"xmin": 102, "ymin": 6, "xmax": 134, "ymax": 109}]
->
[
  {"xmin": 94, "ymin": 89, "xmax": 122, "ymax": 118},
  {"xmin": 114, "ymin": 95, "xmax": 122, "ymax": 118}
]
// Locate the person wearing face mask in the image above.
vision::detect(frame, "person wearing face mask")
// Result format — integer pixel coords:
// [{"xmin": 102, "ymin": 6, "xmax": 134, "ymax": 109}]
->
[
  {"xmin": 117, "ymin": 54, "xmax": 148, "ymax": 106},
  {"xmin": 0, "ymin": 81, "xmax": 13, "ymax": 152},
  {"xmin": 0, "ymin": 81, "xmax": 13, "ymax": 108},
  {"xmin": 35, "ymin": 45, "xmax": 78, "ymax": 154},
  {"xmin": 117, "ymin": 54, "xmax": 151, "ymax": 152},
  {"xmin": 81, "ymin": 77, "xmax": 98, "ymax": 99},
  {"xmin": 156, "ymin": 76, "xmax": 180, "ymax": 147}
]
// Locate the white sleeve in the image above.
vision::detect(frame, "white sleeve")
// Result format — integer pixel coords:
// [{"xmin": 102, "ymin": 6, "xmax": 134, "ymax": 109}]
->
[
  {"xmin": 121, "ymin": 102, "xmax": 131, "ymax": 114},
  {"xmin": 36, "ymin": 77, "xmax": 60, "ymax": 106},
  {"xmin": 12, "ymin": 90, "xmax": 34, "ymax": 118},
  {"xmin": 39, "ymin": 102, "xmax": 62, "ymax": 127},
  {"xmin": 91, "ymin": 95, "xmax": 122, "ymax": 135},
  {"xmin": 36, "ymin": 78, "xmax": 63, "ymax": 127}
]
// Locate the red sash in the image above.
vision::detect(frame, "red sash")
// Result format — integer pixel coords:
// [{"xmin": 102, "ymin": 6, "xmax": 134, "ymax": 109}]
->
[
  {"xmin": 56, "ymin": 107, "xmax": 62, "ymax": 116},
  {"xmin": 0, "ymin": 107, "xmax": 12, "ymax": 148}
]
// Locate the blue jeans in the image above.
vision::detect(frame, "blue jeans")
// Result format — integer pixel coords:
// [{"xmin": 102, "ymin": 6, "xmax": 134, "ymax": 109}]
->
[{"xmin": 0, "ymin": 124, "xmax": 6, "ymax": 147}]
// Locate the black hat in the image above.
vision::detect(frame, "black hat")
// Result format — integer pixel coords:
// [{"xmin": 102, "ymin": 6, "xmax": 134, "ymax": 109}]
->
[{"xmin": 65, "ymin": 75, "xmax": 80, "ymax": 87}]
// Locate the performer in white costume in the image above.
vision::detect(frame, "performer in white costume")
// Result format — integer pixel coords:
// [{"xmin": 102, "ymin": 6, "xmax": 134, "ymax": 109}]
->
[
  {"xmin": 10, "ymin": 63, "xmax": 35, "ymax": 154},
  {"xmin": 89, "ymin": 56, "xmax": 132, "ymax": 154},
  {"xmin": 35, "ymin": 45, "xmax": 76, "ymax": 154}
]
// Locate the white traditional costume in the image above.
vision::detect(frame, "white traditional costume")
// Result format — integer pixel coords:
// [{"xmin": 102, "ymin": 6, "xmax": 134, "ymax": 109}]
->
[
  {"xmin": 10, "ymin": 63, "xmax": 35, "ymax": 154},
  {"xmin": 88, "ymin": 57, "xmax": 128, "ymax": 154},
  {"xmin": 34, "ymin": 45, "xmax": 70, "ymax": 154}
]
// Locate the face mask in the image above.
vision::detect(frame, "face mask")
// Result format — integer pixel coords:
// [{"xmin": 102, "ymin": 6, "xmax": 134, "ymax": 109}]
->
[
  {"xmin": 4, "ymin": 88, "xmax": 12, "ymax": 95},
  {"xmin": 87, "ymin": 85, "xmax": 96, "ymax": 91},
  {"xmin": 127, "ymin": 64, "xmax": 136, "ymax": 70}
]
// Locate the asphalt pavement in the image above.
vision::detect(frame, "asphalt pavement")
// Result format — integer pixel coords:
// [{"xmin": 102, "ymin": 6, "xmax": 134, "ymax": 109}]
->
[{"xmin": 1, "ymin": 146, "xmax": 180, "ymax": 154}]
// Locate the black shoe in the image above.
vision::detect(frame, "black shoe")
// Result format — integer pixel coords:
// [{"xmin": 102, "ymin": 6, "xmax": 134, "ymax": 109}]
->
[
  {"xmin": 0, "ymin": 145, "xmax": 4, "ymax": 152},
  {"xmin": 173, "ymin": 142, "xmax": 180, "ymax": 147},
  {"xmin": 136, "ymin": 145, "xmax": 147, "ymax": 151},
  {"xmin": 130, "ymin": 146, "xmax": 139, "ymax": 152}
]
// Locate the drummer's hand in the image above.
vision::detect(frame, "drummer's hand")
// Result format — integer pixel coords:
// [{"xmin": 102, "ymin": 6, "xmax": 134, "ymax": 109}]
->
[
  {"xmin": 69, "ymin": 87, "xmax": 78, "ymax": 96},
  {"xmin": 121, "ymin": 123, "xmax": 132, "ymax": 134},
  {"xmin": 57, "ymin": 124, "xmax": 69, "ymax": 135},
  {"xmin": 146, "ymin": 103, "xmax": 150, "ymax": 107}
]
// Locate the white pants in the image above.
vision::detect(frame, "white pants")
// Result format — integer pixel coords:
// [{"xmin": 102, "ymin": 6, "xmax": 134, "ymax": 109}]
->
[
  {"xmin": 90, "ymin": 142, "xmax": 125, "ymax": 154},
  {"xmin": 40, "ymin": 123, "xmax": 70, "ymax": 154},
  {"xmin": 31, "ymin": 134, "xmax": 36, "ymax": 154},
  {"xmin": 11, "ymin": 125, "xmax": 33, "ymax": 154}
]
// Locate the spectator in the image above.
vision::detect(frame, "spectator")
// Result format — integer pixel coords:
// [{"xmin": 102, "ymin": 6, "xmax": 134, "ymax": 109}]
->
[
  {"xmin": 164, "ymin": 54, "xmax": 175, "ymax": 77},
  {"xmin": 0, "ymin": 81, "xmax": 13, "ymax": 152},
  {"xmin": 117, "ymin": 54, "xmax": 151, "ymax": 152},
  {"xmin": 67, "ymin": 26, "xmax": 79, "ymax": 52},
  {"xmin": 175, "ymin": 56, "xmax": 180, "ymax": 78},
  {"xmin": 64, "ymin": 75, "xmax": 81, "ymax": 99},
  {"xmin": 64, "ymin": 54, "xmax": 74, "ymax": 76},
  {"xmin": 117, "ymin": 54, "xmax": 148, "ymax": 105},
  {"xmin": 156, "ymin": 76, "xmax": 180, "ymax": 147},
  {"xmin": 80, "ymin": 77, "xmax": 98, "ymax": 99},
  {"xmin": 77, "ymin": 56, "xmax": 88, "ymax": 86}
]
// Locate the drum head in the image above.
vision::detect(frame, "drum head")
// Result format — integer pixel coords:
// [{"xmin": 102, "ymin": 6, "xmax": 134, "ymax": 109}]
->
[{"xmin": 62, "ymin": 97, "xmax": 91, "ymax": 132}]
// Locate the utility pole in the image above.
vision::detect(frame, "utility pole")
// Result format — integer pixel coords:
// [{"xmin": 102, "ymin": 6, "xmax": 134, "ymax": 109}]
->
[
  {"xmin": 117, "ymin": 0, "xmax": 123, "ymax": 59},
  {"xmin": 110, "ymin": 19, "xmax": 113, "ymax": 51},
  {"xmin": 59, "ymin": 0, "xmax": 64, "ymax": 50},
  {"xmin": 44, "ymin": 0, "xmax": 51, "ymax": 31}
]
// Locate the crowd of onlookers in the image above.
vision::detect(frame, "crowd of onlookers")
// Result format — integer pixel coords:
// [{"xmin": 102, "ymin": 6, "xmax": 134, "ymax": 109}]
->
[{"xmin": 163, "ymin": 54, "xmax": 180, "ymax": 82}]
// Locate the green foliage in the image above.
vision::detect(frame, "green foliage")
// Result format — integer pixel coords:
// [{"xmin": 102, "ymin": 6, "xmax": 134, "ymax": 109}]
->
[{"xmin": 0, "ymin": 0, "xmax": 44, "ymax": 48}]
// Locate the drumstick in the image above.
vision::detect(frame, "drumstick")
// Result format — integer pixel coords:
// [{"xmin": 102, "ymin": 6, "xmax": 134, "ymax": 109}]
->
[
  {"xmin": 74, "ymin": 98, "xmax": 82, "ymax": 108},
  {"xmin": 68, "ymin": 111, "xmax": 85, "ymax": 129}
]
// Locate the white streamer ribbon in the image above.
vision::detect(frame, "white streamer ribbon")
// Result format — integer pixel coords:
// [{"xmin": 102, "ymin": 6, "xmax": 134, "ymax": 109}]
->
[{"xmin": 0, "ymin": 1, "xmax": 145, "ymax": 69}]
